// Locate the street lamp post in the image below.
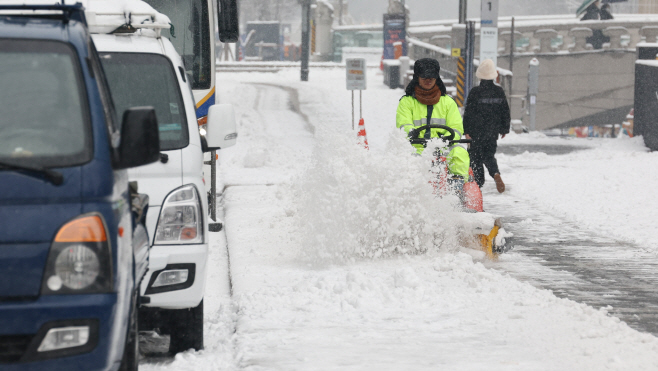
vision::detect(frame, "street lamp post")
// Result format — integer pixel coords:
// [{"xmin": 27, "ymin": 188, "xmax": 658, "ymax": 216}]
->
[
  {"xmin": 300, "ymin": 0, "xmax": 311, "ymax": 81},
  {"xmin": 459, "ymin": 0, "xmax": 467, "ymax": 24}
]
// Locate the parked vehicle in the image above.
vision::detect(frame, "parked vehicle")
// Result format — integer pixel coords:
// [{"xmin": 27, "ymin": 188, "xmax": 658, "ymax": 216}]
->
[
  {"xmin": 144, "ymin": 0, "xmax": 240, "ymax": 229},
  {"xmin": 144, "ymin": 0, "xmax": 239, "ymax": 121},
  {"xmin": 88, "ymin": 1, "xmax": 237, "ymax": 354},
  {"xmin": 0, "ymin": 2, "xmax": 159, "ymax": 370}
]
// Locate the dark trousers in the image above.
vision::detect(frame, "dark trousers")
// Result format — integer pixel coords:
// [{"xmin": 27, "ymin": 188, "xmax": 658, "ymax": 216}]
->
[{"xmin": 468, "ymin": 138, "xmax": 499, "ymax": 188}]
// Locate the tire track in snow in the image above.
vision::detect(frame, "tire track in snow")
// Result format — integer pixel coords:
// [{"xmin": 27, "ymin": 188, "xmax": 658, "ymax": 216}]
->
[
  {"xmin": 483, "ymin": 145, "xmax": 658, "ymax": 336},
  {"xmin": 222, "ymin": 83, "xmax": 314, "ymax": 369}
]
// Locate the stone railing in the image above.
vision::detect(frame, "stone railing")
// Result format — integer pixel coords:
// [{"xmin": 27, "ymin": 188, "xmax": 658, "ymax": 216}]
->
[
  {"xmin": 405, "ymin": 37, "xmax": 513, "ymax": 93},
  {"xmin": 406, "ymin": 14, "xmax": 658, "ymax": 55}
]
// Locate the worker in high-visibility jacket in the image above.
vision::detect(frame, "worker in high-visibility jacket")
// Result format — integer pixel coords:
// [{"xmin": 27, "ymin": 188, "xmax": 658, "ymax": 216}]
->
[{"xmin": 396, "ymin": 58, "xmax": 470, "ymax": 180}]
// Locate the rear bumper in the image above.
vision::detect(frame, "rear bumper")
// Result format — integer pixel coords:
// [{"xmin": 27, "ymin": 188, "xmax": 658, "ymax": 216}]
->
[
  {"xmin": 0, "ymin": 294, "xmax": 121, "ymax": 371},
  {"xmin": 140, "ymin": 243, "xmax": 207, "ymax": 309}
]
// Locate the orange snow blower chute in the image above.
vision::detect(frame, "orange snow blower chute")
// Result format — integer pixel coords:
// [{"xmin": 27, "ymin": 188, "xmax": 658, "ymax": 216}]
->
[{"xmin": 463, "ymin": 168, "xmax": 484, "ymax": 212}]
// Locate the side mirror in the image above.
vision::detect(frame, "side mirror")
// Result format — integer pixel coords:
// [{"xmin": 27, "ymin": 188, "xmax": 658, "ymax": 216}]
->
[
  {"xmin": 115, "ymin": 107, "xmax": 160, "ymax": 169},
  {"xmin": 205, "ymin": 104, "xmax": 237, "ymax": 151},
  {"xmin": 218, "ymin": 0, "xmax": 239, "ymax": 42}
]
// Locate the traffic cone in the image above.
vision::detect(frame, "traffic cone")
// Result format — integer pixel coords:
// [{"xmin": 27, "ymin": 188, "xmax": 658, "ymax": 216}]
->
[{"xmin": 357, "ymin": 118, "xmax": 369, "ymax": 150}]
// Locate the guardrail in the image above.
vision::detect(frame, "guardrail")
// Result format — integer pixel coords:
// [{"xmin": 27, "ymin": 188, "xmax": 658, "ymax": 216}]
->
[{"xmin": 406, "ymin": 37, "xmax": 513, "ymax": 95}]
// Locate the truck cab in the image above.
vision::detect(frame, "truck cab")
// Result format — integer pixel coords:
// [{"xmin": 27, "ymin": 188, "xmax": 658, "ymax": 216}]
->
[{"xmin": 0, "ymin": 3, "xmax": 159, "ymax": 370}]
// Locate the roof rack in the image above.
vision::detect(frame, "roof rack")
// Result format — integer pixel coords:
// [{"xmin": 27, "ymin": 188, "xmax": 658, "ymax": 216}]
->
[
  {"xmin": 85, "ymin": 1, "xmax": 170, "ymax": 37},
  {"xmin": 0, "ymin": 2, "xmax": 86, "ymax": 24}
]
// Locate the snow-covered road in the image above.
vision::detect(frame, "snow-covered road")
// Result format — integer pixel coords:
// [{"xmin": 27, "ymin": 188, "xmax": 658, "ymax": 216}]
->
[{"xmin": 142, "ymin": 69, "xmax": 658, "ymax": 370}]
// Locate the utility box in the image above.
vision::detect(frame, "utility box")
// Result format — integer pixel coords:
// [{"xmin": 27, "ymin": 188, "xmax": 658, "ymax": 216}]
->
[
  {"xmin": 637, "ymin": 43, "xmax": 658, "ymax": 60},
  {"xmin": 634, "ymin": 59, "xmax": 658, "ymax": 150},
  {"xmin": 383, "ymin": 59, "xmax": 401, "ymax": 89}
]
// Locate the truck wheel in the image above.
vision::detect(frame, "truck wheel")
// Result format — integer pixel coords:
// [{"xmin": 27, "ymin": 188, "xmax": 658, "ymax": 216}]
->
[
  {"xmin": 119, "ymin": 294, "xmax": 139, "ymax": 371},
  {"xmin": 168, "ymin": 300, "xmax": 204, "ymax": 354}
]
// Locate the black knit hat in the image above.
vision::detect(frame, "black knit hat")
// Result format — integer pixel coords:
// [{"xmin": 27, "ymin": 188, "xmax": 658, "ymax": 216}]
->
[
  {"xmin": 414, "ymin": 58, "xmax": 441, "ymax": 79},
  {"xmin": 403, "ymin": 58, "xmax": 446, "ymax": 97}
]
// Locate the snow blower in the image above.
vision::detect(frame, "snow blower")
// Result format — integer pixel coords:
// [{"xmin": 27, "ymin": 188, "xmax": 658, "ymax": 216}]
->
[{"xmin": 408, "ymin": 124, "xmax": 513, "ymax": 258}]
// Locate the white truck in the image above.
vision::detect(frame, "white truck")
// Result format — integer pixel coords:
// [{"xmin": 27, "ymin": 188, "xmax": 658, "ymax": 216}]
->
[{"xmin": 87, "ymin": 1, "xmax": 237, "ymax": 354}]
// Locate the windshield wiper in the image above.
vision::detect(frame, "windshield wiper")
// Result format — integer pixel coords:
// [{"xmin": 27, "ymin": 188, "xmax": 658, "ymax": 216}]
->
[{"xmin": 0, "ymin": 160, "xmax": 64, "ymax": 186}]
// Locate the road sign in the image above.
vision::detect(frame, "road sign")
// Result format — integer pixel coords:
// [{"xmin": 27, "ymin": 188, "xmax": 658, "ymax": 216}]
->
[
  {"xmin": 346, "ymin": 58, "xmax": 366, "ymax": 90},
  {"xmin": 481, "ymin": 0, "xmax": 499, "ymax": 28},
  {"xmin": 480, "ymin": 27, "xmax": 498, "ymax": 67},
  {"xmin": 480, "ymin": 0, "xmax": 499, "ymax": 67}
]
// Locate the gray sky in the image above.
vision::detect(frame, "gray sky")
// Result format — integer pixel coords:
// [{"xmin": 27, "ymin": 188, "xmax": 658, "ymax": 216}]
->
[{"xmin": 347, "ymin": 0, "xmax": 573, "ymax": 24}]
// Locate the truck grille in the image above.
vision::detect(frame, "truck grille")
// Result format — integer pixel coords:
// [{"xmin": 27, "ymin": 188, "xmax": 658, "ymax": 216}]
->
[{"xmin": 0, "ymin": 335, "xmax": 33, "ymax": 364}]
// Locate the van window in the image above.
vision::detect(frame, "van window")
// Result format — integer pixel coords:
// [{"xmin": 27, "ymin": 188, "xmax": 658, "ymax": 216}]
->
[
  {"xmin": 99, "ymin": 53, "xmax": 189, "ymax": 151},
  {"xmin": 0, "ymin": 39, "xmax": 91, "ymax": 167}
]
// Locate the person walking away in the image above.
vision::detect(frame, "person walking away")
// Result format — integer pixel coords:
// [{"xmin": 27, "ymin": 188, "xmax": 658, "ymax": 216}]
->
[
  {"xmin": 396, "ymin": 58, "xmax": 470, "ymax": 194},
  {"xmin": 463, "ymin": 59, "xmax": 510, "ymax": 193},
  {"xmin": 600, "ymin": 3, "xmax": 613, "ymax": 20},
  {"xmin": 581, "ymin": 1, "xmax": 606, "ymax": 49}
]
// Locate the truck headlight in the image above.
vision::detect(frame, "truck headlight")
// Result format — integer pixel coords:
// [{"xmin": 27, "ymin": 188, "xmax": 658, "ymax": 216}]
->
[
  {"xmin": 41, "ymin": 214, "xmax": 113, "ymax": 295},
  {"xmin": 155, "ymin": 184, "xmax": 204, "ymax": 245}
]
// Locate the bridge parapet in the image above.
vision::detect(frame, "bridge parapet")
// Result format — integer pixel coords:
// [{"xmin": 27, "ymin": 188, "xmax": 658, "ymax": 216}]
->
[{"xmin": 404, "ymin": 14, "xmax": 658, "ymax": 54}]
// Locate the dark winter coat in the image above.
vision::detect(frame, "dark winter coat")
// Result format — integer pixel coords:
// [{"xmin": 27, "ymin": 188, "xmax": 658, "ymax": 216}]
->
[
  {"xmin": 463, "ymin": 80, "xmax": 511, "ymax": 141},
  {"xmin": 580, "ymin": 4, "xmax": 600, "ymax": 21}
]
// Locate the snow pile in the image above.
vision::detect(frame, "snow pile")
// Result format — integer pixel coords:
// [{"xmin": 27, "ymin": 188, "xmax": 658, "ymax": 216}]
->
[
  {"xmin": 294, "ymin": 128, "xmax": 464, "ymax": 262},
  {"xmin": 85, "ymin": 0, "xmax": 171, "ymax": 35}
]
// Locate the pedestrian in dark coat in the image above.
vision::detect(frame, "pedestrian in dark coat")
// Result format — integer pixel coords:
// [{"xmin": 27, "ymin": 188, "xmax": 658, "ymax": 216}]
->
[
  {"xmin": 600, "ymin": 3, "xmax": 613, "ymax": 20},
  {"xmin": 580, "ymin": 1, "xmax": 600, "ymax": 20},
  {"xmin": 463, "ymin": 59, "xmax": 510, "ymax": 193},
  {"xmin": 581, "ymin": 1, "xmax": 606, "ymax": 49}
]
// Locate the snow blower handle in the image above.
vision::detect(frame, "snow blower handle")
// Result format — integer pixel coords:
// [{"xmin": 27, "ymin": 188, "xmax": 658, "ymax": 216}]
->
[
  {"xmin": 407, "ymin": 124, "xmax": 456, "ymax": 147},
  {"xmin": 449, "ymin": 138, "xmax": 472, "ymax": 146}
]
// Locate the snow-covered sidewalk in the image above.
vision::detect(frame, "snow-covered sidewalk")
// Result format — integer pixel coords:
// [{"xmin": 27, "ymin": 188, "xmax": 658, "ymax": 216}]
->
[{"xmin": 144, "ymin": 68, "xmax": 658, "ymax": 370}]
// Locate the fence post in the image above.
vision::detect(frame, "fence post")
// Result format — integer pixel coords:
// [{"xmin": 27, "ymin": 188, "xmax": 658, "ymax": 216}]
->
[{"xmin": 527, "ymin": 58, "xmax": 539, "ymax": 131}]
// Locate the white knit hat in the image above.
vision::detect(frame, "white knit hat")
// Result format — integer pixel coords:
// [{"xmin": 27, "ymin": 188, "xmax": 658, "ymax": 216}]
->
[{"xmin": 476, "ymin": 59, "xmax": 498, "ymax": 80}]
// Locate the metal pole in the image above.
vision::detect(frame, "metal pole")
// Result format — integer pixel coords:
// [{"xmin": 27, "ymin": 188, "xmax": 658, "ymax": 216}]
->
[
  {"xmin": 352, "ymin": 90, "xmax": 355, "ymax": 130},
  {"xmin": 527, "ymin": 58, "xmax": 539, "ymax": 131},
  {"xmin": 301, "ymin": 0, "xmax": 311, "ymax": 81},
  {"xmin": 459, "ymin": 0, "xmax": 467, "ymax": 24},
  {"xmin": 359, "ymin": 90, "xmax": 362, "ymax": 119},
  {"xmin": 210, "ymin": 150, "xmax": 216, "ymax": 221},
  {"xmin": 508, "ymin": 17, "xmax": 515, "ymax": 107},
  {"xmin": 464, "ymin": 21, "xmax": 475, "ymax": 103}
]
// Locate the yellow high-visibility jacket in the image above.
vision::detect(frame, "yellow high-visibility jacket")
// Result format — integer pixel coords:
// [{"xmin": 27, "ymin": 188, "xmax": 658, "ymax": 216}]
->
[{"xmin": 396, "ymin": 95, "xmax": 470, "ymax": 177}]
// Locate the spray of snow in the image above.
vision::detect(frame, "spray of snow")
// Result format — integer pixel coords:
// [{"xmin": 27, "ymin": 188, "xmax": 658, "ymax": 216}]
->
[{"xmin": 293, "ymin": 128, "xmax": 465, "ymax": 263}]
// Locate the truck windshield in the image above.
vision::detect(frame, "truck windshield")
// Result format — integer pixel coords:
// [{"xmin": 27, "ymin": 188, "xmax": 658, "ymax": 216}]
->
[
  {"xmin": 144, "ymin": 0, "xmax": 211, "ymax": 90},
  {"xmin": 0, "ymin": 39, "xmax": 91, "ymax": 168},
  {"xmin": 99, "ymin": 53, "xmax": 189, "ymax": 151}
]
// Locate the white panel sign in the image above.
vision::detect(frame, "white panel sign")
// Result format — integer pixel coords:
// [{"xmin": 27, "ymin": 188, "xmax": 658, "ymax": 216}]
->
[
  {"xmin": 481, "ymin": 0, "xmax": 499, "ymax": 28},
  {"xmin": 346, "ymin": 58, "xmax": 367, "ymax": 90},
  {"xmin": 480, "ymin": 0, "xmax": 499, "ymax": 70},
  {"xmin": 480, "ymin": 27, "xmax": 498, "ymax": 69}
]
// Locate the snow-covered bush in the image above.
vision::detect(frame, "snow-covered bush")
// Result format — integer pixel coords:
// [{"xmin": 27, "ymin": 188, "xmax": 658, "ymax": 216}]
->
[{"xmin": 293, "ymin": 128, "xmax": 463, "ymax": 263}]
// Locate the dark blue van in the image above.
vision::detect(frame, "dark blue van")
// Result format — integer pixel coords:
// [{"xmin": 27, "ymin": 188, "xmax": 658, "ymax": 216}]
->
[{"xmin": 0, "ymin": 3, "xmax": 159, "ymax": 370}]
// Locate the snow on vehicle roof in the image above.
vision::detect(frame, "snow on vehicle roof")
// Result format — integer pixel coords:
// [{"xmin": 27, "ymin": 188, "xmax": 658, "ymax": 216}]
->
[{"xmin": 84, "ymin": 0, "xmax": 170, "ymax": 36}]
